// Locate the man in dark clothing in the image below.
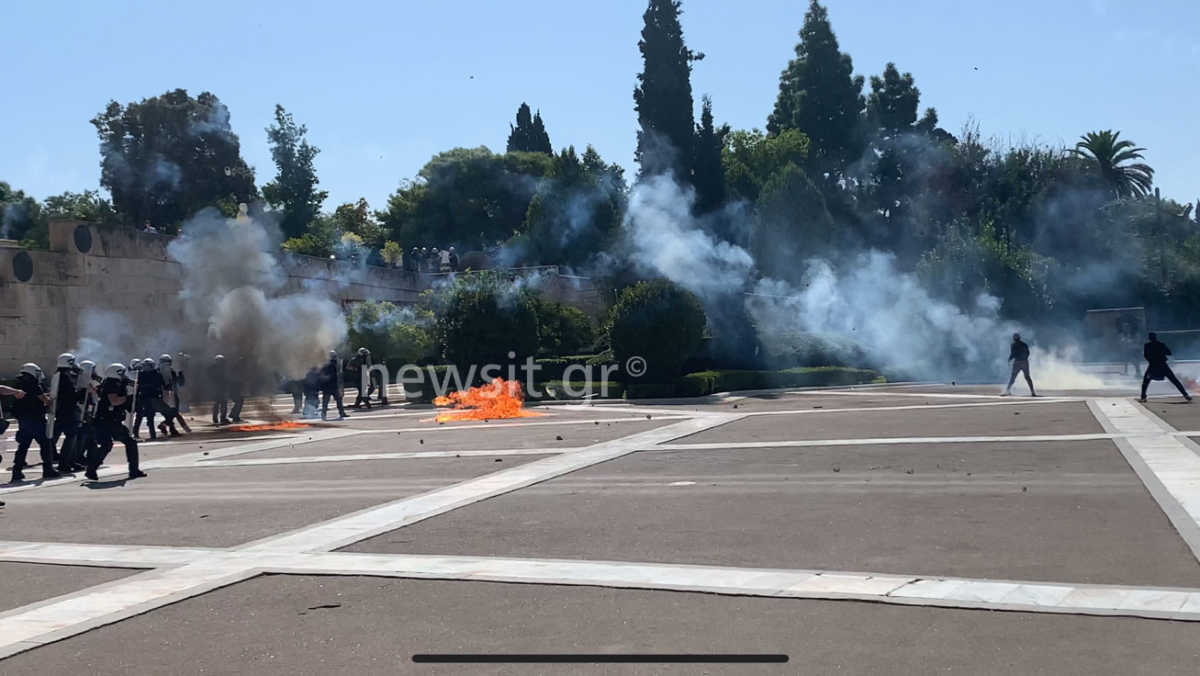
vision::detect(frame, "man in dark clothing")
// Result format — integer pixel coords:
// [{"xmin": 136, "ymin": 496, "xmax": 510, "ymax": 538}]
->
[
  {"xmin": 210, "ymin": 355, "xmax": 231, "ymax": 425},
  {"xmin": 87, "ymin": 363, "xmax": 146, "ymax": 481},
  {"xmin": 10, "ymin": 363, "xmax": 60, "ymax": 483},
  {"xmin": 302, "ymin": 367, "xmax": 321, "ymax": 418},
  {"xmin": 48, "ymin": 352, "xmax": 83, "ymax": 472},
  {"xmin": 320, "ymin": 351, "xmax": 348, "ymax": 420},
  {"xmin": 132, "ymin": 360, "xmax": 160, "ymax": 440},
  {"xmin": 352, "ymin": 347, "xmax": 377, "ymax": 409},
  {"xmin": 1140, "ymin": 332, "xmax": 1192, "ymax": 403},
  {"xmin": 1004, "ymin": 333, "xmax": 1038, "ymax": 397}
]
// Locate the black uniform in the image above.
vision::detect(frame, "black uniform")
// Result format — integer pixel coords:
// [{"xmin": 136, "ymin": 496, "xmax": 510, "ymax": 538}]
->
[
  {"xmin": 210, "ymin": 358, "xmax": 242, "ymax": 424},
  {"xmin": 1142, "ymin": 339, "xmax": 1191, "ymax": 400},
  {"xmin": 353, "ymin": 354, "xmax": 376, "ymax": 409},
  {"xmin": 50, "ymin": 367, "xmax": 82, "ymax": 471},
  {"xmin": 320, "ymin": 358, "xmax": 347, "ymax": 419},
  {"xmin": 302, "ymin": 367, "xmax": 321, "ymax": 418},
  {"xmin": 10, "ymin": 372, "xmax": 57, "ymax": 481},
  {"xmin": 88, "ymin": 377, "xmax": 142, "ymax": 479},
  {"xmin": 1006, "ymin": 338, "xmax": 1037, "ymax": 396}
]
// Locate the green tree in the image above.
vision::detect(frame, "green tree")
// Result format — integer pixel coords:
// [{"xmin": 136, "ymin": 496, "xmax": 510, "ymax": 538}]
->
[
  {"xmin": 330, "ymin": 198, "xmax": 386, "ymax": 250},
  {"xmin": 433, "ymin": 272, "xmax": 541, "ymax": 367},
  {"xmin": 753, "ymin": 163, "xmax": 836, "ymax": 280},
  {"xmin": 634, "ymin": 0, "xmax": 703, "ymax": 180},
  {"xmin": 90, "ymin": 89, "xmax": 256, "ymax": 231},
  {"xmin": 379, "ymin": 147, "xmax": 555, "ymax": 249},
  {"xmin": 721, "ymin": 128, "xmax": 810, "ymax": 203},
  {"xmin": 521, "ymin": 146, "xmax": 627, "ymax": 266},
  {"xmin": 866, "ymin": 63, "xmax": 926, "ymax": 133},
  {"xmin": 506, "ymin": 103, "xmax": 553, "ymax": 155},
  {"xmin": 692, "ymin": 96, "xmax": 728, "ymax": 215},
  {"xmin": 767, "ymin": 0, "xmax": 864, "ymax": 180},
  {"xmin": 1069, "ymin": 130, "xmax": 1155, "ymax": 199},
  {"xmin": 41, "ymin": 190, "xmax": 120, "ymax": 227},
  {"xmin": 0, "ymin": 182, "xmax": 46, "ymax": 247},
  {"xmin": 609, "ymin": 279, "xmax": 706, "ymax": 381},
  {"xmin": 262, "ymin": 104, "xmax": 327, "ymax": 239},
  {"xmin": 381, "ymin": 240, "xmax": 404, "ymax": 267}
]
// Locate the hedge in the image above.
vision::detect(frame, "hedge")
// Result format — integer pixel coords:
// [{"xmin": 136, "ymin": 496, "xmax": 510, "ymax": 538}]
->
[
  {"xmin": 674, "ymin": 367, "xmax": 883, "ymax": 397},
  {"xmin": 535, "ymin": 380, "xmax": 625, "ymax": 400},
  {"xmin": 533, "ymin": 354, "xmax": 609, "ymax": 382}
]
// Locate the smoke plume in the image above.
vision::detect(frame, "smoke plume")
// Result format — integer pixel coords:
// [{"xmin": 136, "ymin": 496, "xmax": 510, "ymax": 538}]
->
[{"xmin": 621, "ymin": 174, "xmax": 1105, "ymax": 388}]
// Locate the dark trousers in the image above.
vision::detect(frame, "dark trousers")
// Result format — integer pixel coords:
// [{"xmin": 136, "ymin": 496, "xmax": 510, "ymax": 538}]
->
[
  {"xmin": 1142, "ymin": 365, "xmax": 1190, "ymax": 399},
  {"xmin": 1007, "ymin": 360, "xmax": 1035, "ymax": 394},
  {"xmin": 134, "ymin": 406, "xmax": 157, "ymax": 439},
  {"xmin": 321, "ymin": 390, "xmax": 346, "ymax": 419},
  {"xmin": 73, "ymin": 423, "xmax": 98, "ymax": 468},
  {"xmin": 212, "ymin": 398, "xmax": 242, "ymax": 423},
  {"xmin": 13, "ymin": 417, "xmax": 53, "ymax": 474},
  {"xmin": 91, "ymin": 419, "xmax": 140, "ymax": 473},
  {"xmin": 51, "ymin": 418, "xmax": 80, "ymax": 468}
]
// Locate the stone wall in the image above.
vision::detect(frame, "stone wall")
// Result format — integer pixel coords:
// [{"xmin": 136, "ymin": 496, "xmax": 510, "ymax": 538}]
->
[{"xmin": 0, "ymin": 221, "xmax": 601, "ymax": 374}]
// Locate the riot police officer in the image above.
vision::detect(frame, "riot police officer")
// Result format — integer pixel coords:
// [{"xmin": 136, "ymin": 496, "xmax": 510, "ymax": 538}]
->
[
  {"xmin": 9, "ymin": 363, "xmax": 59, "ymax": 483},
  {"xmin": 86, "ymin": 363, "xmax": 146, "ymax": 481},
  {"xmin": 320, "ymin": 351, "xmax": 348, "ymax": 420},
  {"xmin": 48, "ymin": 352, "xmax": 83, "ymax": 472}
]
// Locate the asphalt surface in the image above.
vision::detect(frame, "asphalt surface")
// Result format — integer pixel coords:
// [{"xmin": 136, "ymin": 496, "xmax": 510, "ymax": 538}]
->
[
  {"xmin": 236, "ymin": 419, "xmax": 670, "ymax": 459},
  {"xmin": 2, "ymin": 575, "xmax": 1198, "ymax": 675},
  {"xmin": 3, "ymin": 384, "xmax": 1199, "ymax": 673},
  {"xmin": 0, "ymin": 454, "xmax": 549, "ymax": 547},
  {"xmin": 344, "ymin": 440, "xmax": 1200, "ymax": 586},
  {"xmin": 0, "ymin": 563, "xmax": 136, "ymax": 613},
  {"xmin": 677, "ymin": 401, "xmax": 1102, "ymax": 443}
]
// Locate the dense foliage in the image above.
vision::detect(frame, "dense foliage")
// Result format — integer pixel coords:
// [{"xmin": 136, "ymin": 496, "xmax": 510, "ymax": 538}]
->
[
  {"xmin": 6, "ymin": 0, "xmax": 1200, "ymax": 357},
  {"xmin": 609, "ymin": 279, "xmax": 706, "ymax": 381}
]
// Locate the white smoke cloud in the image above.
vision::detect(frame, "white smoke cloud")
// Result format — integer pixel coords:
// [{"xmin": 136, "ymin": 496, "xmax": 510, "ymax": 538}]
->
[{"xmin": 621, "ymin": 175, "xmax": 1106, "ymax": 387}]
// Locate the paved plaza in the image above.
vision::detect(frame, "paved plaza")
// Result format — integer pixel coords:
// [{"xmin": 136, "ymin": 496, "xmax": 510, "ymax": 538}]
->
[{"xmin": 3, "ymin": 382, "xmax": 1200, "ymax": 673}]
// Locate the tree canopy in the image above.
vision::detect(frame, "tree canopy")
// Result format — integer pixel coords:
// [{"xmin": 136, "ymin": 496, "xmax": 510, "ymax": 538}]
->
[{"xmin": 90, "ymin": 89, "xmax": 257, "ymax": 231}]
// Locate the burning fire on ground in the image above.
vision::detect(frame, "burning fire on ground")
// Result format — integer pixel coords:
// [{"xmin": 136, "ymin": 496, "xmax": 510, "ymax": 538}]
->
[
  {"xmin": 228, "ymin": 421, "xmax": 311, "ymax": 432},
  {"xmin": 433, "ymin": 378, "xmax": 545, "ymax": 422}
]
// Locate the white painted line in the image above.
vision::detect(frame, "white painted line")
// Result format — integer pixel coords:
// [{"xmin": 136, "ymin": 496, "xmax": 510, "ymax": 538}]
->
[
  {"xmin": 238, "ymin": 415, "xmax": 743, "ymax": 553},
  {"xmin": 790, "ymin": 389, "xmax": 1016, "ymax": 400},
  {"xmin": 0, "ymin": 564, "xmax": 255, "ymax": 659},
  {"xmin": 656, "ymin": 433, "xmax": 1122, "ymax": 451},
  {"xmin": 1088, "ymin": 398, "xmax": 1200, "ymax": 563}
]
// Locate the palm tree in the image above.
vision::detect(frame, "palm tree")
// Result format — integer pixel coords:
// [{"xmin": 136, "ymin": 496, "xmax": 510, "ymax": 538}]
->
[{"xmin": 1069, "ymin": 130, "xmax": 1154, "ymax": 199}]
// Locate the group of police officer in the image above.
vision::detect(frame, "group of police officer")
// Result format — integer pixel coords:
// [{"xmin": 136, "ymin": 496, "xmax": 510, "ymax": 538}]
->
[
  {"xmin": 1, "ymin": 347, "xmax": 390, "ymax": 485},
  {"xmin": 0, "ymin": 354, "xmax": 166, "ymax": 484}
]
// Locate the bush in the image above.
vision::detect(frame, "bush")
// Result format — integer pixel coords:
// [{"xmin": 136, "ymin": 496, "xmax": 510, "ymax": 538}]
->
[
  {"xmin": 536, "ymin": 380, "xmax": 624, "ymax": 400},
  {"xmin": 433, "ymin": 272, "xmax": 540, "ymax": 368},
  {"xmin": 534, "ymin": 354, "xmax": 606, "ymax": 381},
  {"xmin": 346, "ymin": 301, "xmax": 436, "ymax": 366},
  {"xmin": 609, "ymin": 280, "xmax": 706, "ymax": 382},
  {"xmin": 535, "ymin": 299, "xmax": 596, "ymax": 356},
  {"xmin": 676, "ymin": 367, "xmax": 883, "ymax": 397}
]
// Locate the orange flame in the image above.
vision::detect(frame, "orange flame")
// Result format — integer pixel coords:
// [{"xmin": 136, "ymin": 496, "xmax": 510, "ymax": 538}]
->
[
  {"xmin": 228, "ymin": 421, "xmax": 311, "ymax": 432},
  {"xmin": 433, "ymin": 378, "xmax": 544, "ymax": 422}
]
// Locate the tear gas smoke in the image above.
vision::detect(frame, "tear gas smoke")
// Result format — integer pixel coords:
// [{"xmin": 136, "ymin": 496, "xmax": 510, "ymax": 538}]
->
[
  {"xmin": 73, "ymin": 207, "xmax": 347, "ymax": 400},
  {"xmin": 622, "ymin": 174, "xmax": 1106, "ymax": 388}
]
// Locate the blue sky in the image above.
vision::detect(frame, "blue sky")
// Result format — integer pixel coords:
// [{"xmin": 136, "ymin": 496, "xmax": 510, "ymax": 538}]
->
[{"xmin": 4, "ymin": 0, "xmax": 1197, "ymax": 210}]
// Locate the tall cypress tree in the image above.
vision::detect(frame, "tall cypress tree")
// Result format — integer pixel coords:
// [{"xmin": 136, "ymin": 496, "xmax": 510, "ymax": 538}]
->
[
  {"xmin": 692, "ymin": 96, "xmax": 727, "ymax": 215},
  {"xmin": 633, "ymin": 0, "xmax": 702, "ymax": 180},
  {"xmin": 507, "ymin": 103, "xmax": 553, "ymax": 154},
  {"xmin": 767, "ymin": 0, "xmax": 864, "ymax": 180}
]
